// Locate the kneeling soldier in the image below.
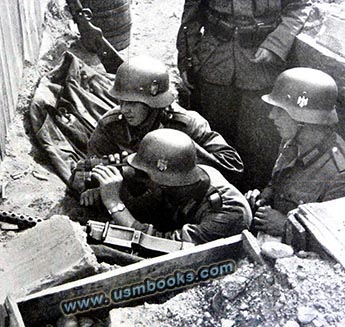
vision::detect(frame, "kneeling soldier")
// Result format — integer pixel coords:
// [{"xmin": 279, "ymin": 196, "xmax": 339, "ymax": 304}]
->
[
  {"xmin": 246, "ymin": 68, "xmax": 345, "ymax": 236},
  {"xmin": 92, "ymin": 129, "xmax": 252, "ymax": 244},
  {"xmin": 73, "ymin": 56, "xmax": 244, "ymax": 203}
]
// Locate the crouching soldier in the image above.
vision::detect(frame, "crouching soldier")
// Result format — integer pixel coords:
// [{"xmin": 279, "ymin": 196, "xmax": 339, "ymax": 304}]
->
[
  {"xmin": 246, "ymin": 68, "xmax": 345, "ymax": 237},
  {"xmin": 92, "ymin": 129, "xmax": 252, "ymax": 244},
  {"xmin": 72, "ymin": 55, "xmax": 244, "ymax": 202}
]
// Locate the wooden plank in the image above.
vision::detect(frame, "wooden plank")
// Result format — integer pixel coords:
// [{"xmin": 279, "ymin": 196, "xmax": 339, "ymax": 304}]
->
[
  {"xmin": 241, "ymin": 230, "xmax": 266, "ymax": 265},
  {"xmin": 16, "ymin": 235, "xmax": 242, "ymax": 326},
  {"xmin": 296, "ymin": 198, "xmax": 345, "ymax": 267},
  {"xmin": 4, "ymin": 296, "xmax": 26, "ymax": 327},
  {"xmin": 0, "ymin": 0, "xmax": 46, "ymax": 160},
  {"xmin": 285, "ymin": 213, "xmax": 306, "ymax": 251},
  {"xmin": 0, "ymin": 304, "xmax": 8, "ymax": 327}
]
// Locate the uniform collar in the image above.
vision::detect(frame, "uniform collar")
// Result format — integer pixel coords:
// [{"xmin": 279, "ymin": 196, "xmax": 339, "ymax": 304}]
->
[
  {"xmin": 297, "ymin": 131, "xmax": 336, "ymax": 167},
  {"xmin": 273, "ymin": 132, "xmax": 336, "ymax": 176},
  {"xmin": 128, "ymin": 109, "xmax": 163, "ymax": 139}
]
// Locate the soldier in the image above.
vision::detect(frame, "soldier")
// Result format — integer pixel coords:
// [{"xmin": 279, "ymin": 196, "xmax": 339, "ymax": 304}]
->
[
  {"xmin": 246, "ymin": 68, "xmax": 345, "ymax": 237},
  {"xmin": 176, "ymin": 0, "xmax": 311, "ymax": 190},
  {"xmin": 92, "ymin": 129, "xmax": 252, "ymax": 244},
  {"xmin": 74, "ymin": 56, "xmax": 244, "ymax": 202}
]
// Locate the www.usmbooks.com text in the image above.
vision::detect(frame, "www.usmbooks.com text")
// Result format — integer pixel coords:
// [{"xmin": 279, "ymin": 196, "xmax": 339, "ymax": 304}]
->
[{"xmin": 61, "ymin": 259, "xmax": 236, "ymax": 315}]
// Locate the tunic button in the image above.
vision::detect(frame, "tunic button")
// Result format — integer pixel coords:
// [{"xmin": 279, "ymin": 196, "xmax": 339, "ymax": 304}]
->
[
  {"xmin": 299, "ymin": 200, "xmax": 304, "ymax": 204},
  {"xmin": 332, "ymin": 147, "xmax": 338, "ymax": 153}
]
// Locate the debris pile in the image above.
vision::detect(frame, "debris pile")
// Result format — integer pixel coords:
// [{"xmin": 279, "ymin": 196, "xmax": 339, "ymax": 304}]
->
[
  {"xmin": 108, "ymin": 256, "xmax": 345, "ymax": 327},
  {"xmin": 1, "ymin": 0, "xmax": 345, "ymax": 326}
]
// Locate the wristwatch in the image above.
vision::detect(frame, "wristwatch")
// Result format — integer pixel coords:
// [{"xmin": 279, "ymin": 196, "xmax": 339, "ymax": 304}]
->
[{"xmin": 107, "ymin": 202, "xmax": 126, "ymax": 215}]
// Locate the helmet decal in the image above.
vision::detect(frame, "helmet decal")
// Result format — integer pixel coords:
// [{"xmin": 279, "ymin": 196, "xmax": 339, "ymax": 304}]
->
[
  {"xmin": 297, "ymin": 93, "xmax": 309, "ymax": 108},
  {"xmin": 157, "ymin": 158, "xmax": 168, "ymax": 171}
]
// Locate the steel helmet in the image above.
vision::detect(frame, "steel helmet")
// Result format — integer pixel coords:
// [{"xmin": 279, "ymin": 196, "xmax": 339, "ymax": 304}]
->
[
  {"xmin": 110, "ymin": 56, "xmax": 174, "ymax": 108},
  {"xmin": 127, "ymin": 129, "xmax": 201, "ymax": 186},
  {"xmin": 262, "ymin": 67, "xmax": 338, "ymax": 125}
]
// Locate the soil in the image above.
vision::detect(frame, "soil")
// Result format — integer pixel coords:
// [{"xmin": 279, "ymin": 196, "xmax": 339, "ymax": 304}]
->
[{"xmin": 1, "ymin": 0, "xmax": 345, "ymax": 326}]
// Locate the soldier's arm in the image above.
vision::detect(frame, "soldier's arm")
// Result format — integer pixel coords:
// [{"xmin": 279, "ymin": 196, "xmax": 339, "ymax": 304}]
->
[
  {"xmin": 176, "ymin": 0, "xmax": 205, "ymax": 73},
  {"xmin": 132, "ymin": 186, "xmax": 252, "ymax": 244},
  {"xmin": 87, "ymin": 109, "xmax": 122, "ymax": 156},
  {"xmin": 322, "ymin": 172, "xmax": 345, "ymax": 202},
  {"xmin": 259, "ymin": 0, "xmax": 311, "ymax": 61},
  {"xmin": 87, "ymin": 124, "xmax": 111, "ymax": 157},
  {"xmin": 182, "ymin": 110, "xmax": 244, "ymax": 177},
  {"xmin": 132, "ymin": 205, "xmax": 251, "ymax": 244}
]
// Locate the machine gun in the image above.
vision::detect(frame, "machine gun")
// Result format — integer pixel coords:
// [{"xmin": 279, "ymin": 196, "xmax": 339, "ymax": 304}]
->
[
  {"xmin": 86, "ymin": 220, "xmax": 194, "ymax": 256},
  {"xmin": 0, "ymin": 210, "xmax": 194, "ymax": 257},
  {"xmin": 0, "ymin": 210, "xmax": 44, "ymax": 230},
  {"xmin": 66, "ymin": 0, "xmax": 124, "ymax": 73}
]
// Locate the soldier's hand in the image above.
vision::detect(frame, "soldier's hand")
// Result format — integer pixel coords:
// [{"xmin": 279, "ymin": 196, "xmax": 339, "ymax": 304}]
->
[
  {"xmin": 91, "ymin": 165, "xmax": 123, "ymax": 209},
  {"xmin": 107, "ymin": 151, "xmax": 129, "ymax": 165},
  {"xmin": 182, "ymin": 71, "xmax": 194, "ymax": 91},
  {"xmin": 245, "ymin": 189, "xmax": 265, "ymax": 210},
  {"xmin": 254, "ymin": 206, "xmax": 287, "ymax": 236},
  {"xmin": 250, "ymin": 48, "xmax": 281, "ymax": 64},
  {"xmin": 80, "ymin": 188, "xmax": 101, "ymax": 206}
]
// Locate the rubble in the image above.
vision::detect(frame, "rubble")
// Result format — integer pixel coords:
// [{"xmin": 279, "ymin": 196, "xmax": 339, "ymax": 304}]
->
[
  {"xmin": 106, "ymin": 255, "xmax": 345, "ymax": 326},
  {"xmin": 297, "ymin": 306, "xmax": 319, "ymax": 324},
  {"xmin": 0, "ymin": 215, "xmax": 99, "ymax": 306},
  {"xmin": 261, "ymin": 241, "xmax": 294, "ymax": 259},
  {"xmin": 1, "ymin": 0, "xmax": 345, "ymax": 326}
]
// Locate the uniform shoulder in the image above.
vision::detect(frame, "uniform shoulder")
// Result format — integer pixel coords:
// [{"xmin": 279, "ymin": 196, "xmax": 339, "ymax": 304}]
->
[
  {"xmin": 97, "ymin": 106, "xmax": 124, "ymax": 127},
  {"xmin": 164, "ymin": 102, "xmax": 191, "ymax": 125},
  {"xmin": 165, "ymin": 102, "xmax": 205, "ymax": 125}
]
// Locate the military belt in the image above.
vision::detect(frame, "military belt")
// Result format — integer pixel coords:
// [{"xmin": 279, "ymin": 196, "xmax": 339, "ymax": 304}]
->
[{"xmin": 206, "ymin": 11, "xmax": 280, "ymax": 46}]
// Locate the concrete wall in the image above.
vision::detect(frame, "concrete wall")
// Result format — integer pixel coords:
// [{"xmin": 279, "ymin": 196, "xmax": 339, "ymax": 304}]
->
[
  {"xmin": 293, "ymin": 2, "xmax": 345, "ymax": 137},
  {"xmin": 0, "ymin": 0, "xmax": 48, "ymax": 160}
]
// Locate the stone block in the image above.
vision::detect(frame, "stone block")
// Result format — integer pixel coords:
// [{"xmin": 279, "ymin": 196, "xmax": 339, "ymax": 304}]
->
[{"xmin": 0, "ymin": 215, "xmax": 99, "ymax": 306}]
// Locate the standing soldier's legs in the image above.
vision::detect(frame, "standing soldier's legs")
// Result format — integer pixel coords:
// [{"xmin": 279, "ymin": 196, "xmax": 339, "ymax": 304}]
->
[
  {"xmin": 236, "ymin": 88, "xmax": 281, "ymax": 191},
  {"xmin": 193, "ymin": 77, "xmax": 241, "ymax": 144}
]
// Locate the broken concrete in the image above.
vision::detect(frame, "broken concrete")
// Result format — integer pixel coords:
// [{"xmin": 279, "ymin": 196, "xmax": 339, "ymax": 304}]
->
[
  {"xmin": 261, "ymin": 242, "xmax": 294, "ymax": 260},
  {"xmin": 275, "ymin": 256, "xmax": 345, "ymax": 325},
  {"xmin": 0, "ymin": 215, "xmax": 99, "ymax": 306},
  {"xmin": 294, "ymin": 2, "xmax": 345, "ymax": 136}
]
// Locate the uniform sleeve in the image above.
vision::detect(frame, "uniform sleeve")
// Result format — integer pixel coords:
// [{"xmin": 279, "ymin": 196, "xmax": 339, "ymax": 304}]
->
[
  {"xmin": 181, "ymin": 110, "xmax": 244, "ymax": 178},
  {"xmin": 87, "ymin": 112, "xmax": 124, "ymax": 157},
  {"xmin": 131, "ymin": 199, "xmax": 251, "ymax": 244},
  {"xmin": 176, "ymin": 0, "xmax": 206, "ymax": 73},
  {"xmin": 322, "ymin": 172, "xmax": 345, "ymax": 202},
  {"xmin": 87, "ymin": 122, "xmax": 112, "ymax": 157},
  {"xmin": 260, "ymin": 183, "xmax": 274, "ymax": 205},
  {"xmin": 260, "ymin": 0, "xmax": 311, "ymax": 61}
]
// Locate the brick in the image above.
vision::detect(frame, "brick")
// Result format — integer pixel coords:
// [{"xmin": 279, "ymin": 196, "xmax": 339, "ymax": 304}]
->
[{"xmin": 0, "ymin": 215, "xmax": 99, "ymax": 306}]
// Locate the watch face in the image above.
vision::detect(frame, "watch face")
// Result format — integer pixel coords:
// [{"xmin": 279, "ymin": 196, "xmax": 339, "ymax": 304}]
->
[
  {"xmin": 117, "ymin": 203, "xmax": 126, "ymax": 212},
  {"xmin": 108, "ymin": 203, "xmax": 126, "ymax": 215}
]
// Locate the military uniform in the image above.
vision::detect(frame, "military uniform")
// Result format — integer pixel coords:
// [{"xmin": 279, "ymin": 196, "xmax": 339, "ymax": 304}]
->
[
  {"xmin": 128, "ymin": 165, "xmax": 252, "ymax": 244},
  {"xmin": 176, "ymin": 0, "xmax": 311, "ymax": 190},
  {"xmin": 88, "ymin": 102, "xmax": 244, "ymax": 181},
  {"xmin": 260, "ymin": 132, "xmax": 345, "ymax": 214}
]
